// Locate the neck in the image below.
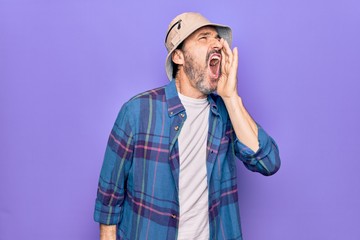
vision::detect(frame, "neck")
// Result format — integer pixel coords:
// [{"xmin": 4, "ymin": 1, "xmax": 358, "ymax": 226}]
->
[{"xmin": 175, "ymin": 71, "xmax": 207, "ymax": 99}]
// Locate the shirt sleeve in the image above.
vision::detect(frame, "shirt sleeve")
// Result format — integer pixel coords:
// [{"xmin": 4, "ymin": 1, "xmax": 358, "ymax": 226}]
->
[
  {"xmin": 94, "ymin": 103, "xmax": 134, "ymax": 225},
  {"xmin": 234, "ymin": 124, "xmax": 281, "ymax": 176}
]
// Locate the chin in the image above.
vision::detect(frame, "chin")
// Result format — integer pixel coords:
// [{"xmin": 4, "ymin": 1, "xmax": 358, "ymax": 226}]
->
[
  {"xmin": 203, "ymin": 83, "xmax": 218, "ymax": 95},
  {"xmin": 208, "ymin": 77, "xmax": 219, "ymax": 89}
]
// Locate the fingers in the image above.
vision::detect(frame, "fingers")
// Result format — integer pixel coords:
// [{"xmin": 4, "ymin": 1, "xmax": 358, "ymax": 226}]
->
[
  {"xmin": 221, "ymin": 40, "xmax": 227, "ymax": 74},
  {"xmin": 221, "ymin": 38, "xmax": 233, "ymax": 65},
  {"xmin": 232, "ymin": 47, "xmax": 239, "ymax": 73},
  {"xmin": 220, "ymin": 38, "xmax": 238, "ymax": 74}
]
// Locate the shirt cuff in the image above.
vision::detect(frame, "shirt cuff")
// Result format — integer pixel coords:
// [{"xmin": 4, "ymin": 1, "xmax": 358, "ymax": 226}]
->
[
  {"xmin": 94, "ymin": 199, "xmax": 121, "ymax": 225},
  {"xmin": 234, "ymin": 124, "xmax": 272, "ymax": 165}
]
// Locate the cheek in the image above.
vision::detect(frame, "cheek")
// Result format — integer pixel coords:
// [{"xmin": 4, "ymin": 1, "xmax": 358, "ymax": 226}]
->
[
  {"xmin": 187, "ymin": 46, "xmax": 208, "ymax": 63},
  {"xmin": 197, "ymin": 49, "xmax": 208, "ymax": 62}
]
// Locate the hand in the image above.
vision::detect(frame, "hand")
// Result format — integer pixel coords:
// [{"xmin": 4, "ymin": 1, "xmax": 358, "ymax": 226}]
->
[{"xmin": 217, "ymin": 38, "xmax": 239, "ymax": 99}]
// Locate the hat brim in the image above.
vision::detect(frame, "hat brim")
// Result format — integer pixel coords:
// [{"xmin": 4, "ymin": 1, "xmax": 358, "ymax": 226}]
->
[{"xmin": 165, "ymin": 23, "xmax": 232, "ymax": 81}]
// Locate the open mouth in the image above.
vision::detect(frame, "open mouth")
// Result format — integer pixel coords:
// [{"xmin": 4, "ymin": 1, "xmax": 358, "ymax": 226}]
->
[{"xmin": 208, "ymin": 53, "xmax": 221, "ymax": 79}]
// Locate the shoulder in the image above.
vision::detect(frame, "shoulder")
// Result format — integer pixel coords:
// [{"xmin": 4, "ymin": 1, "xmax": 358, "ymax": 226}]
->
[
  {"xmin": 118, "ymin": 85, "xmax": 166, "ymax": 111},
  {"xmin": 129, "ymin": 85, "xmax": 167, "ymax": 102},
  {"xmin": 117, "ymin": 84, "xmax": 167, "ymax": 121}
]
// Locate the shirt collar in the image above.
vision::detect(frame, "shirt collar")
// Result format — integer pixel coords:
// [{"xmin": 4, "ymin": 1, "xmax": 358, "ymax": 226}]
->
[
  {"xmin": 165, "ymin": 79, "xmax": 220, "ymax": 117},
  {"xmin": 165, "ymin": 80, "xmax": 185, "ymax": 117},
  {"xmin": 207, "ymin": 94, "xmax": 220, "ymax": 116}
]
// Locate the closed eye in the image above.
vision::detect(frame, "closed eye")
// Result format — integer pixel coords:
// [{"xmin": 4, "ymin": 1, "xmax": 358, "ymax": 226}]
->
[{"xmin": 198, "ymin": 33, "xmax": 220, "ymax": 41}]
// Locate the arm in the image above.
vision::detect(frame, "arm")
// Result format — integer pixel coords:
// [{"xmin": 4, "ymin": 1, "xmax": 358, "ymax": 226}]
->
[
  {"xmin": 218, "ymin": 39, "xmax": 280, "ymax": 175},
  {"xmin": 222, "ymin": 95, "xmax": 259, "ymax": 152},
  {"xmin": 100, "ymin": 224, "xmax": 116, "ymax": 240},
  {"xmin": 217, "ymin": 39, "xmax": 258, "ymax": 152},
  {"xmin": 94, "ymin": 104, "xmax": 134, "ymax": 231}
]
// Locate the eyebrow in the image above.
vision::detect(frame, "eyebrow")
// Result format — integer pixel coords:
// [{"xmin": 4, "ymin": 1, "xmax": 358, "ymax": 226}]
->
[{"xmin": 197, "ymin": 32, "xmax": 220, "ymax": 38}]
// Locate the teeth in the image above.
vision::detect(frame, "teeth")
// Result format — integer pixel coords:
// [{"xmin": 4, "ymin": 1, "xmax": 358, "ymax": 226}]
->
[{"xmin": 209, "ymin": 54, "xmax": 221, "ymax": 66}]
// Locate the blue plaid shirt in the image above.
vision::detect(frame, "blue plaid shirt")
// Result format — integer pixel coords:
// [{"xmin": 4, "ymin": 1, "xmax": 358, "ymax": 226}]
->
[{"xmin": 94, "ymin": 80, "xmax": 280, "ymax": 239}]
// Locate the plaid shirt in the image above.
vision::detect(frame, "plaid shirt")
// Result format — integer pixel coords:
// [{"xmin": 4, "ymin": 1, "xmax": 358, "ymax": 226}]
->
[{"xmin": 94, "ymin": 80, "xmax": 280, "ymax": 240}]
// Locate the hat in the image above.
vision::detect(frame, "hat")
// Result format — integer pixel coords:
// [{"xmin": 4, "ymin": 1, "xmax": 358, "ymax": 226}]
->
[{"xmin": 165, "ymin": 12, "xmax": 232, "ymax": 80}]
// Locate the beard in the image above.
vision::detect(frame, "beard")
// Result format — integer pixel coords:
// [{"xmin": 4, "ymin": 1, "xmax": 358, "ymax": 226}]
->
[{"xmin": 182, "ymin": 50, "xmax": 220, "ymax": 95}]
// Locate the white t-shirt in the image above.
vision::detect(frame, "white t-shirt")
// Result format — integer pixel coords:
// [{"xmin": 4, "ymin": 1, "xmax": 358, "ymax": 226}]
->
[{"xmin": 177, "ymin": 93, "xmax": 210, "ymax": 240}]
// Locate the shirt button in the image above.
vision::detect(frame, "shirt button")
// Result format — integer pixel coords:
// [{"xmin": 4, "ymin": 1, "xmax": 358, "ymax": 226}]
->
[
  {"xmin": 174, "ymin": 126, "xmax": 179, "ymax": 131},
  {"xmin": 180, "ymin": 113, "xmax": 185, "ymax": 118},
  {"xmin": 171, "ymin": 214, "xmax": 177, "ymax": 219}
]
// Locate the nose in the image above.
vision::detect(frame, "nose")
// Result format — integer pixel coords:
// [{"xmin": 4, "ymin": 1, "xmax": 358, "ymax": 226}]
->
[{"xmin": 212, "ymin": 37, "xmax": 223, "ymax": 50}]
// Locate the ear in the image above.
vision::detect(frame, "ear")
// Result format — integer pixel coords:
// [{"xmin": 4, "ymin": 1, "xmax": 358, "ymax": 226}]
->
[{"xmin": 172, "ymin": 49, "xmax": 184, "ymax": 65}]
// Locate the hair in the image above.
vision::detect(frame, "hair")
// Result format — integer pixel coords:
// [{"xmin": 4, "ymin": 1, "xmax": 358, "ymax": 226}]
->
[{"xmin": 171, "ymin": 41, "xmax": 184, "ymax": 79}]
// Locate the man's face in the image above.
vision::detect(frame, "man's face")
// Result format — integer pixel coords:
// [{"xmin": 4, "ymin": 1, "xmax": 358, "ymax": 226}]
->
[{"xmin": 180, "ymin": 26, "xmax": 223, "ymax": 95}]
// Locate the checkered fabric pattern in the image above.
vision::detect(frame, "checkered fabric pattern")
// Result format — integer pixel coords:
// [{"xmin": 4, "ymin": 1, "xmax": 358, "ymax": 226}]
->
[{"xmin": 94, "ymin": 80, "xmax": 280, "ymax": 239}]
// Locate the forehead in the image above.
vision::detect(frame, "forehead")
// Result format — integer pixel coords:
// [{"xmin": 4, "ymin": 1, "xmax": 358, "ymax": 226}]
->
[{"xmin": 185, "ymin": 26, "xmax": 218, "ymax": 41}]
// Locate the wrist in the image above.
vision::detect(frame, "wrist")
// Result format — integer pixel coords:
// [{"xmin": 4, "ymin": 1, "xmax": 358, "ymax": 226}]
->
[{"xmin": 221, "ymin": 93, "xmax": 241, "ymax": 104}]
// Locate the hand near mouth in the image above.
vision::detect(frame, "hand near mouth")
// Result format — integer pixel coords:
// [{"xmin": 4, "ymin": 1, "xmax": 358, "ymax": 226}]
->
[
  {"xmin": 217, "ymin": 39, "xmax": 259, "ymax": 152},
  {"xmin": 217, "ymin": 38, "xmax": 239, "ymax": 99}
]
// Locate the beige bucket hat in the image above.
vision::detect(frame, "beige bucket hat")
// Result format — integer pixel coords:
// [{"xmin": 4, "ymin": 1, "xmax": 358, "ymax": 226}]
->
[{"xmin": 165, "ymin": 12, "xmax": 232, "ymax": 80}]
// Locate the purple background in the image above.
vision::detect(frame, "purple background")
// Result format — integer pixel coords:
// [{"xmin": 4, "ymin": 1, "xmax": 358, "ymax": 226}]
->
[{"xmin": 1, "ymin": 0, "xmax": 359, "ymax": 239}]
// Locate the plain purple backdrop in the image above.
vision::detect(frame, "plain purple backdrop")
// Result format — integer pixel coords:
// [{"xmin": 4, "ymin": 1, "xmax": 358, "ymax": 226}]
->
[{"xmin": 1, "ymin": 0, "xmax": 359, "ymax": 239}]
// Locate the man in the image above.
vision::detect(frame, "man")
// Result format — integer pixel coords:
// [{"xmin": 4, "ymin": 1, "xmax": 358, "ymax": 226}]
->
[{"xmin": 94, "ymin": 12, "xmax": 280, "ymax": 240}]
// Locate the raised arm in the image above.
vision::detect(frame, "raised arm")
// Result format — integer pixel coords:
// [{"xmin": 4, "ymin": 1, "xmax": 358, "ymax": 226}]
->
[
  {"xmin": 217, "ymin": 39, "xmax": 280, "ymax": 175},
  {"xmin": 217, "ymin": 39, "xmax": 258, "ymax": 152}
]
